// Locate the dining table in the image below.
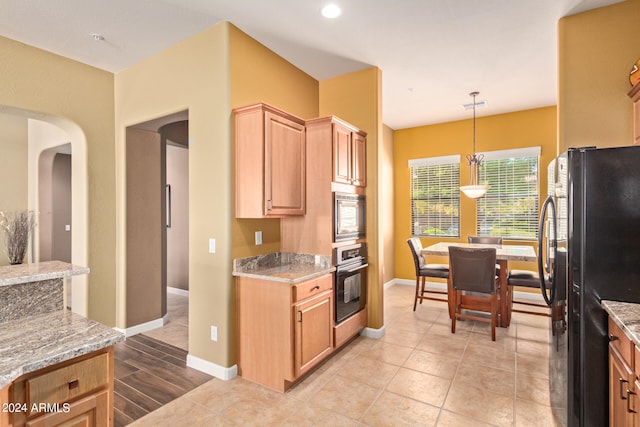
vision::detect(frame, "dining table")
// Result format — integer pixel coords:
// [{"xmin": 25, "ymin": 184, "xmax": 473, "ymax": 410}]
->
[{"xmin": 421, "ymin": 242, "xmax": 537, "ymax": 328}]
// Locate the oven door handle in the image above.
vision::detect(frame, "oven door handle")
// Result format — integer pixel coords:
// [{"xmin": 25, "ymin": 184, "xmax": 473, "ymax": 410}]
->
[{"xmin": 345, "ymin": 263, "xmax": 369, "ymax": 273}]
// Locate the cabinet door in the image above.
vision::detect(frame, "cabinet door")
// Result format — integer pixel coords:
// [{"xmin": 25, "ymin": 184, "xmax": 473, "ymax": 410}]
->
[
  {"xmin": 351, "ymin": 133, "xmax": 366, "ymax": 187},
  {"xmin": 633, "ymin": 96, "xmax": 640, "ymax": 146},
  {"xmin": 333, "ymin": 124, "xmax": 352, "ymax": 184},
  {"xmin": 610, "ymin": 342, "xmax": 636, "ymax": 427},
  {"xmin": 294, "ymin": 290, "xmax": 333, "ymax": 377},
  {"xmin": 264, "ymin": 111, "xmax": 306, "ymax": 215},
  {"xmin": 26, "ymin": 389, "xmax": 109, "ymax": 427}
]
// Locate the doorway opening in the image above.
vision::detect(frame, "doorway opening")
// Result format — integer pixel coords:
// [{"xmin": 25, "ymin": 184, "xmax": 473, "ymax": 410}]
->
[{"xmin": 125, "ymin": 110, "xmax": 189, "ymax": 351}]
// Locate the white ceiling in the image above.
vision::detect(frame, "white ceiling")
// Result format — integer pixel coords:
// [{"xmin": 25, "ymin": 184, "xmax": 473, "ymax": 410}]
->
[{"xmin": 0, "ymin": 0, "xmax": 625, "ymax": 129}]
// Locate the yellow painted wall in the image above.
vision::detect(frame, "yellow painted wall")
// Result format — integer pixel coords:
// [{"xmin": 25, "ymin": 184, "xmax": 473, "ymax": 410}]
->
[
  {"xmin": 382, "ymin": 124, "xmax": 395, "ymax": 285},
  {"xmin": 0, "ymin": 36, "xmax": 116, "ymax": 324},
  {"xmin": 229, "ymin": 24, "xmax": 319, "ymax": 261},
  {"xmin": 319, "ymin": 67, "xmax": 385, "ymax": 329},
  {"xmin": 393, "ymin": 106, "xmax": 557, "ymax": 281},
  {"xmin": 115, "ymin": 23, "xmax": 232, "ymax": 365},
  {"xmin": 559, "ymin": 0, "xmax": 640, "ymax": 151}
]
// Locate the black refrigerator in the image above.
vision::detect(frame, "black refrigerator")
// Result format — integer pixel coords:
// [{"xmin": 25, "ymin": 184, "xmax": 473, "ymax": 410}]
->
[{"xmin": 543, "ymin": 146, "xmax": 640, "ymax": 426}]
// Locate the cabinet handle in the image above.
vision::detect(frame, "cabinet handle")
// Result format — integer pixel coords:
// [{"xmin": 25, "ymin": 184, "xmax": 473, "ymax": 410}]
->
[
  {"xmin": 620, "ymin": 378, "xmax": 629, "ymax": 400},
  {"xmin": 68, "ymin": 379, "xmax": 80, "ymax": 390},
  {"xmin": 627, "ymin": 390, "xmax": 637, "ymax": 413},
  {"xmin": 610, "ymin": 334, "xmax": 619, "ymax": 341},
  {"xmin": 312, "ymin": 285, "xmax": 320, "ymax": 291},
  {"xmin": 298, "ymin": 310, "xmax": 302, "ymax": 323}
]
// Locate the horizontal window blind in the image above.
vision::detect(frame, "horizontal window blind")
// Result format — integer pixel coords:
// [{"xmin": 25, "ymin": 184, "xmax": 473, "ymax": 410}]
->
[
  {"xmin": 477, "ymin": 147, "xmax": 540, "ymax": 239},
  {"xmin": 409, "ymin": 155, "xmax": 460, "ymax": 237}
]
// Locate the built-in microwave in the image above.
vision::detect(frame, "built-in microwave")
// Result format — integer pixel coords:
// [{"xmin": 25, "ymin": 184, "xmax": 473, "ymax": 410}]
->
[{"xmin": 333, "ymin": 192, "xmax": 365, "ymax": 242}]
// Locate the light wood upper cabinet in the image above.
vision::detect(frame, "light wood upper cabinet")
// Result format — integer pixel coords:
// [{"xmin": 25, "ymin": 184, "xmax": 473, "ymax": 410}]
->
[
  {"xmin": 234, "ymin": 103, "xmax": 306, "ymax": 218},
  {"xmin": 629, "ymin": 84, "xmax": 640, "ymax": 146},
  {"xmin": 327, "ymin": 119, "xmax": 367, "ymax": 187},
  {"xmin": 351, "ymin": 131, "xmax": 367, "ymax": 187}
]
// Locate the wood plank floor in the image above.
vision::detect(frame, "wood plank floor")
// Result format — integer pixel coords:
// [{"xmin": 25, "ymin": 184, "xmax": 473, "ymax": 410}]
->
[{"xmin": 113, "ymin": 334, "xmax": 213, "ymax": 426}]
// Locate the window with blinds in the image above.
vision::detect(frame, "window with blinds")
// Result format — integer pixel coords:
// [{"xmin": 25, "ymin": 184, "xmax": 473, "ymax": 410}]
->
[
  {"xmin": 409, "ymin": 155, "xmax": 460, "ymax": 237},
  {"xmin": 476, "ymin": 147, "xmax": 540, "ymax": 239}
]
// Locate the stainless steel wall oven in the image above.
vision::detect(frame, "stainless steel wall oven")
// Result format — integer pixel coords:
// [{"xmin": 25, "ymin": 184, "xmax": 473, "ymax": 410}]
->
[{"xmin": 334, "ymin": 243, "xmax": 367, "ymax": 324}]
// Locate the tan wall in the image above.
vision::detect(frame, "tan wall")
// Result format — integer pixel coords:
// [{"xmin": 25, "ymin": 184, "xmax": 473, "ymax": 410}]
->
[
  {"xmin": 229, "ymin": 24, "xmax": 319, "ymax": 261},
  {"xmin": 559, "ymin": 0, "xmax": 640, "ymax": 151},
  {"xmin": 0, "ymin": 113, "xmax": 28, "ymax": 210},
  {"xmin": 166, "ymin": 144, "xmax": 189, "ymax": 290},
  {"xmin": 125, "ymin": 128, "xmax": 164, "ymax": 327},
  {"xmin": 115, "ymin": 23, "xmax": 231, "ymax": 365},
  {"xmin": 0, "ymin": 36, "xmax": 115, "ymax": 324},
  {"xmin": 394, "ymin": 106, "xmax": 557, "ymax": 281},
  {"xmin": 382, "ymin": 124, "xmax": 395, "ymax": 285},
  {"xmin": 51, "ymin": 153, "xmax": 72, "ymax": 263},
  {"xmin": 319, "ymin": 67, "xmax": 384, "ymax": 329}
]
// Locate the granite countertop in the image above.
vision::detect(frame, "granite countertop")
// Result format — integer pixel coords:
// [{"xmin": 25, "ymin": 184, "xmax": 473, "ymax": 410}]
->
[
  {"xmin": 233, "ymin": 252, "xmax": 335, "ymax": 284},
  {"xmin": 602, "ymin": 300, "xmax": 640, "ymax": 346},
  {"xmin": 0, "ymin": 310, "xmax": 125, "ymax": 388},
  {"xmin": 0, "ymin": 260, "xmax": 90, "ymax": 287}
]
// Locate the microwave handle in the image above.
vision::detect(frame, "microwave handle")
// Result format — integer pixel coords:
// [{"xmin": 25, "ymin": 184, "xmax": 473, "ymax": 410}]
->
[{"xmin": 346, "ymin": 263, "xmax": 369, "ymax": 273}]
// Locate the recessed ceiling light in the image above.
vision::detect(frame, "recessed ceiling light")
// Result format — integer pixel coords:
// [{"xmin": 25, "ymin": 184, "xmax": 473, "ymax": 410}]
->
[{"xmin": 322, "ymin": 4, "xmax": 342, "ymax": 19}]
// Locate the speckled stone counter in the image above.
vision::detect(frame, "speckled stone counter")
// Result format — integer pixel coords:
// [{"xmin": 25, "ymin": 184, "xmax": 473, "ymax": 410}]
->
[
  {"xmin": 602, "ymin": 300, "xmax": 640, "ymax": 346},
  {"xmin": 0, "ymin": 310, "xmax": 124, "ymax": 388},
  {"xmin": 233, "ymin": 252, "xmax": 335, "ymax": 284},
  {"xmin": 0, "ymin": 260, "xmax": 89, "ymax": 287},
  {"xmin": 0, "ymin": 261, "xmax": 125, "ymax": 389},
  {"xmin": 0, "ymin": 261, "xmax": 90, "ymax": 323}
]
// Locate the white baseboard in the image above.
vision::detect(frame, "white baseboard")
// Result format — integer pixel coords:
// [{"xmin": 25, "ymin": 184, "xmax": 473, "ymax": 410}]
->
[
  {"xmin": 167, "ymin": 286, "xmax": 189, "ymax": 297},
  {"xmin": 361, "ymin": 324, "xmax": 385, "ymax": 339},
  {"xmin": 114, "ymin": 317, "xmax": 165, "ymax": 337},
  {"xmin": 187, "ymin": 354, "xmax": 237, "ymax": 381},
  {"xmin": 390, "ymin": 278, "xmax": 546, "ymax": 303}
]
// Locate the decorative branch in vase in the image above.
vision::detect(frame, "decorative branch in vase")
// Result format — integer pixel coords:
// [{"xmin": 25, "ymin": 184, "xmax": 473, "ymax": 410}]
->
[{"xmin": 0, "ymin": 210, "xmax": 36, "ymax": 265}]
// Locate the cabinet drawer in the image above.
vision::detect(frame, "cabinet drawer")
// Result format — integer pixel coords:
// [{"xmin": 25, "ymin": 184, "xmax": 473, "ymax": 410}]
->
[
  {"xmin": 609, "ymin": 317, "xmax": 634, "ymax": 369},
  {"xmin": 293, "ymin": 274, "xmax": 332, "ymax": 302},
  {"xmin": 26, "ymin": 353, "xmax": 108, "ymax": 411}
]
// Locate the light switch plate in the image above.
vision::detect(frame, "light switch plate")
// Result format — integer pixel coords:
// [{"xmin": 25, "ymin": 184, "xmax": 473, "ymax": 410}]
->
[
  {"xmin": 65, "ymin": 224, "xmax": 71, "ymax": 231},
  {"xmin": 255, "ymin": 231, "xmax": 262, "ymax": 245},
  {"xmin": 209, "ymin": 238, "xmax": 216, "ymax": 253}
]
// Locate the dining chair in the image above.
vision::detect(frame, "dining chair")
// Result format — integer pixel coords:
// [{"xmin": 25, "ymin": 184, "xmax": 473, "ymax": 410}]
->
[
  {"xmin": 507, "ymin": 269, "xmax": 551, "ymax": 318},
  {"xmin": 468, "ymin": 236, "xmax": 502, "ymax": 276},
  {"xmin": 407, "ymin": 238, "xmax": 449, "ymax": 311},
  {"xmin": 449, "ymin": 246, "xmax": 499, "ymax": 341}
]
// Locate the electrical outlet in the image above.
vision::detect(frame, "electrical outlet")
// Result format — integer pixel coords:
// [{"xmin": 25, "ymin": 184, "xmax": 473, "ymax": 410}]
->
[
  {"xmin": 255, "ymin": 231, "xmax": 262, "ymax": 245},
  {"xmin": 210, "ymin": 325, "xmax": 218, "ymax": 342}
]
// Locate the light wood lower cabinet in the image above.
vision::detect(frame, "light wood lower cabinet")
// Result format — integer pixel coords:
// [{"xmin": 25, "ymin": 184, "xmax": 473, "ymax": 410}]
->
[
  {"xmin": 237, "ymin": 274, "xmax": 333, "ymax": 391},
  {"xmin": 2, "ymin": 347, "xmax": 114, "ymax": 427},
  {"xmin": 609, "ymin": 318, "xmax": 637, "ymax": 426},
  {"xmin": 629, "ymin": 84, "xmax": 640, "ymax": 146}
]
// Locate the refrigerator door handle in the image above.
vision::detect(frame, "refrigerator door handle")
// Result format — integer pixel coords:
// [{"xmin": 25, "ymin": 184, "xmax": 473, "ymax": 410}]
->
[{"xmin": 538, "ymin": 195, "xmax": 557, "ymax": 306}]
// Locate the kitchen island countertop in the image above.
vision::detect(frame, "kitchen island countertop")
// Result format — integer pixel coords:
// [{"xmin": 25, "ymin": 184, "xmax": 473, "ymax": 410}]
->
[
  {"xmin": 602, "ymin": 300, "xmax": 640, "ymax": 346},
  {"xmin": 0, "ymin": 310, "xmax": 124, "ymax": 388}
]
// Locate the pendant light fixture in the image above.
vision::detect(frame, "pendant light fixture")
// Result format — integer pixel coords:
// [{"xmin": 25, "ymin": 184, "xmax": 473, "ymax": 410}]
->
[{"xmin": 460, "ymin": 91, "xmax": 490, "ymax": 199}]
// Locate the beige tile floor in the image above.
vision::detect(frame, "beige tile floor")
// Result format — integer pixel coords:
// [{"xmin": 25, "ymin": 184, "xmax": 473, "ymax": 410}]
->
[
  {"xmin": 130, "ymin": 284, "xmax": 563, "ymax": 426},
  {"xmin": 143, "ymin": 291, "xmax": 189, "ymax": 351}
]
